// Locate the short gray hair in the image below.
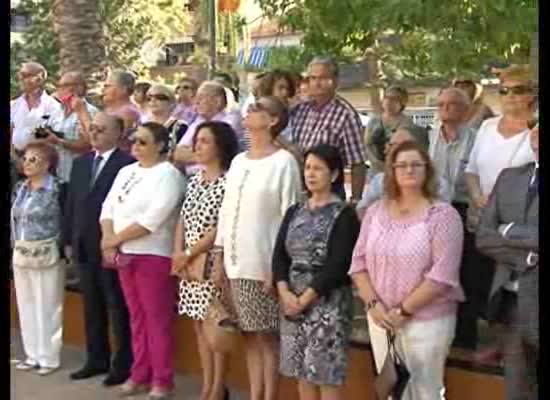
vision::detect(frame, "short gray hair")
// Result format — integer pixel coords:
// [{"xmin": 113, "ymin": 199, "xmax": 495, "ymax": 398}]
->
[
  {"xmin": 109, "ymin": 70, "xmax": 136, "ymax": 95},
  {"xmin": 197, "ymin": 81, "xmax": 227, "ymax": 108},
  {"xmin": 439, "ymin": 87, "xmax": 472, "ymax": 106},
  {"xmin": 22, "ymin": 61, "xmax": 48, "ymax": 81},
  {"xmin": 308, "ymin": 56, "xmax": 339, "ymax": 79}
]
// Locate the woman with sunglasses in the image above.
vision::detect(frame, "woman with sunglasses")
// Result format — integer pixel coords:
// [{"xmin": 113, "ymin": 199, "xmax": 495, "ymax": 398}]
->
[
  {"xmin": 350, "ymin": 141, "xmax": 464, "ymax": 400},
  {"xmin": 464, "ymin": 65, "xmax": 536, "ymax": 365},
  {"xmin": 213, "ymin": 96, "xmax": 302, "ymax": 400},
  {"xmin": 11, "ymin": 143, "xmax": 67, "ymax": 376},
  {"xmin": 273, "ymin": 144, "xmax": 360, "ymax": 400},
  {"xmin": 173, "ymin": 121, "xmax": 239, "ymax": 400},
  {"xmin": 143, "ymin": 84, "xmax": 188, "ymax": 153},
  {"xmin": 100, "ymin": 122, "xmax": 185, "ymax": 399}
]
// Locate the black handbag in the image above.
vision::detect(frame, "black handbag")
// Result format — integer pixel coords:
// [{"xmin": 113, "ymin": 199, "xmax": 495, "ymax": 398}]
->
[{"xmin": 374, "ymin": 332, "xmax": 411, "ymax": 400}]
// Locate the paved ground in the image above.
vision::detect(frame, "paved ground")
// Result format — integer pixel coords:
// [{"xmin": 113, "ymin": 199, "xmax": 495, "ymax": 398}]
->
[{"xmin": 11, "ymin": 331, "xmax": 247, "ymax": 400}]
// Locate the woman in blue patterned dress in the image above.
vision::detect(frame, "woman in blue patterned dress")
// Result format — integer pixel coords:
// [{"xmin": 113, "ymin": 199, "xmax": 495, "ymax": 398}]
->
[
  {"xmin": 11, "ymin": 143, "xmax": 66, "ymax": 376},
  {"xmin": 273, "ymin": 144, "xmax": 360, "ymax": 400}
]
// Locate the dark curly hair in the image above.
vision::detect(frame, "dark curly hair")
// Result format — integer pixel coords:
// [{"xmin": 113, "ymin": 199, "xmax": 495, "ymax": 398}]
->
[
  {"xmin": 139, "ymin": 122, "xmax": 171, "ymax": 154},
  {"xmin": 192, "ymin": 121, "xmax": 240, "ymax": 171}
]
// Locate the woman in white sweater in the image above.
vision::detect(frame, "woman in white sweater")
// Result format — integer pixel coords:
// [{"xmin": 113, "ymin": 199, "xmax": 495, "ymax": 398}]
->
[
  {"xmin": 213, "ymin": 97, "xmax": 302, "ymax": 400},
  {"xmin": 100, "ymin": 122, "xmax": 185, "ymax": 399}
]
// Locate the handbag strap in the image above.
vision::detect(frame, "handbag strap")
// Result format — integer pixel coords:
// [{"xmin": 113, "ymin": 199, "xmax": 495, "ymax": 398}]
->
[{"xmin": 386, "ymin": 331, "xmax": 407, "ymax": 366}]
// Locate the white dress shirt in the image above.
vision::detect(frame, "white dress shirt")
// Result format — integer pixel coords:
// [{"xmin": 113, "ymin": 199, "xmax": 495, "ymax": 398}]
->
[{"xmin": 11, "ymin": 91, "xmax": 64, "ymax": 151}]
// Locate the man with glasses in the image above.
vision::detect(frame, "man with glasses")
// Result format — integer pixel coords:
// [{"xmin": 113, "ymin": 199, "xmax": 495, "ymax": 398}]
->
[
  {"xmin": 64, "ymin": 112, "xmax": 134, "ymax": 386},
  {"xmin": 49, "ymin": 71, "xmax": 98, "ymax": 182},
  {"xmin": 291, "ymin": 56, "xmax": 367, "ymax": 202},
  {"xmin": 11, "ymin": 62, "xmax": 63, "ymax": 158},
  {"xmin": 476, "ymin": 122, "xmax": 538, "ymax": 400},
  {"xmin": 464, "ymin": 64, "xmax": 536, "ymax": 363},
  {"xmin": 173, "ymin": 78, "xmax": 198, "ymax": 124},
  {"xmin": 427, "ymin": 87, "xmax": 479, "ymax": 349}
]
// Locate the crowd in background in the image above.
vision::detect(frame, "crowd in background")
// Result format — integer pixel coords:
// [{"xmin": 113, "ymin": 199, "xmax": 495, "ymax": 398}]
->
[{"xmin": 10, "ymin": 57, "xmax": 538, "ymax": 400}]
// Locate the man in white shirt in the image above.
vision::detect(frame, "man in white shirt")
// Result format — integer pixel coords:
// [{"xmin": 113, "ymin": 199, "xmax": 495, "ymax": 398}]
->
[{"xmin": 11, "ymin": 62, "xmax": 63, "ymax": 156}]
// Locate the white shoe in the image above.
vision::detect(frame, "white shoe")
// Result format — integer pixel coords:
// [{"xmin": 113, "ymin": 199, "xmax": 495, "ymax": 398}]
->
[
  {"xmin": 37, "ymin": 366, "xmax": 60, "ymax": 376},
  {"xmin": 15, "ymin": 360, "xmax": 39, "ymax": 371}
]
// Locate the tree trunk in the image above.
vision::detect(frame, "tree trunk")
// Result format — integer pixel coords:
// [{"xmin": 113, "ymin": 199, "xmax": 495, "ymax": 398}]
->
[{"xmin": 52, "ymin": 0, "xmax": 105, "ymax": 85}]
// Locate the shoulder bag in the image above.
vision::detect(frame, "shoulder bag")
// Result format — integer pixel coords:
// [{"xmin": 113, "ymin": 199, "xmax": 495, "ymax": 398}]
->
[{"xmin": 374, "ymin": 332, "xmax": 411, "ymax": 400}]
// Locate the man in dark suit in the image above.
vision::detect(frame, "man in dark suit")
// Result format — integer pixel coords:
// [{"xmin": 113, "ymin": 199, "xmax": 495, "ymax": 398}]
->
[
  {"xmin": 63, "ymin": 112, "xmax": 135, "ymax": 386},
  {"xmin": 476, "ymin": 123, "xmax": 538, "ymax": 399}
]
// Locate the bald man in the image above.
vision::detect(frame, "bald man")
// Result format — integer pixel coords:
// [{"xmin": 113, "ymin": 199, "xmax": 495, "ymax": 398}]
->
[
  {"xmin": 48, "ymin": 71, "xmax": 98, "ymax": 182},
  {"xmin": 11, "ymin": 62, "xmax": 64, "ymax": 155},
  {"xmin": 64, "ymin": 112, "xmax": 134, "ymax": 386},
  {"xmin": 357, "ymin": 127, "xmax": 451, "ymax": 219}
]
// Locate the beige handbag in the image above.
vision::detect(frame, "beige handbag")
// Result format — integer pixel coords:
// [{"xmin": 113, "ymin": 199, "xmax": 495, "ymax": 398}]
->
[{"xmin": 12, "ymin": 237, "xmax": 60, "ymax": 269}]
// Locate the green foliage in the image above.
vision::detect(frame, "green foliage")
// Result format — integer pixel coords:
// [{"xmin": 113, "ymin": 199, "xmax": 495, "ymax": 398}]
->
[
  {"xmin": 257, "ymin": 0, "xmax": 537, "ymax": 80},
  {"xmin": 11, "ymin": 0, "xmax": 189, "ymax": 91}
]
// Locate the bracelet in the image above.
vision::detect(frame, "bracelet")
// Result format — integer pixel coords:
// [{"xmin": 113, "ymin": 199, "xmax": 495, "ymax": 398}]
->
[
  {"xmin": 365, "ymin": 298, "xmax": 378, "ymax": 311},
  {"xmin": 211, "ymin": 246, "xmax": 224, "ymax": 254}
]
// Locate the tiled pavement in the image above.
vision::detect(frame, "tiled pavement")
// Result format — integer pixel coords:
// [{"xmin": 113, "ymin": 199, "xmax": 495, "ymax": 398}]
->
[{"xmin": 11, "ymin": 331, "xmax": 247, "ymax": 400}]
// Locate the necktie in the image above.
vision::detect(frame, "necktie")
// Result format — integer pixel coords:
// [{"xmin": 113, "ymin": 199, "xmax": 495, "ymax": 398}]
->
[{"xmin": 90, "ymin": 155, "xmax": 103, "ymax": 188}]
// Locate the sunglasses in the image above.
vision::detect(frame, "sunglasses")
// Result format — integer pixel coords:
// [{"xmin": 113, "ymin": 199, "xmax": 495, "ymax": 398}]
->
[
  {"xmin": 499, "ymin": 86, "xmax": 533, "ymax": 96},
  {"xmin": 22, "ymin": 156, "xmax": 42, "ymax": 164},
  {"xmin": 247, "ymin": 101, "xmax": 273, "ymax": 114},
  {"xmin": 147, "ymin": 94, "xmax": 171, "ymax": 102}
]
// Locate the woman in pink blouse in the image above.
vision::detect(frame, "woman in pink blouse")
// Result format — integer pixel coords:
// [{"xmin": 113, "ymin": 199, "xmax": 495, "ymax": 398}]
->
[{"xmin": 349, "ymin": 141, "xmax": 464, "ymax": 400}]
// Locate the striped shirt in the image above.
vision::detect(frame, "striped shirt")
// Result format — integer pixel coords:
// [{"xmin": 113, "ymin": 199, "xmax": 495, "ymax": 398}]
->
[{"xmin": 290, "ymin": 96, "xmax": 366, "ymax": 166}]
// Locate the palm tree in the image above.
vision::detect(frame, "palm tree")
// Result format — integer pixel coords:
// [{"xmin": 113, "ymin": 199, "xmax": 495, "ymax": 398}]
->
[{"xmin": 52, "ymin": 0, "xmax": 105, "ymax": 83}]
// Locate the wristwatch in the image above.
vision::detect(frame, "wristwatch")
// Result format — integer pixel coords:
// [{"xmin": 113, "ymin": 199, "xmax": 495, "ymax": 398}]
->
[
  {"xmin": 365, "ymin": 298, "xmax": 378, "ymax": 311},
  {"xmin": 396, "ymin": 304, "xmax": 413, "ymax": 318}
]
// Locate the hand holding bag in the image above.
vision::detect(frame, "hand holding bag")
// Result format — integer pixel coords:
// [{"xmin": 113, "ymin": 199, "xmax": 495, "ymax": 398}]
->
[{"xmin": 374, "ymin": 332, "xmax": 411, "ymax": 400}]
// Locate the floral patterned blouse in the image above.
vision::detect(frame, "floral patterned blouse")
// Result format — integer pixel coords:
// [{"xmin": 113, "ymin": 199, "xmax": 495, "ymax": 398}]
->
[{"xmin": 11, "ymin": 174, "xmax": 63, "ymax": 242}]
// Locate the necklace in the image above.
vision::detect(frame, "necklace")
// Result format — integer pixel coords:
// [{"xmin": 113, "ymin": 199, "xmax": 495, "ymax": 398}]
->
[{"xmin": 117, "ymin": 171, "xmax": 143, "ymax": 203}]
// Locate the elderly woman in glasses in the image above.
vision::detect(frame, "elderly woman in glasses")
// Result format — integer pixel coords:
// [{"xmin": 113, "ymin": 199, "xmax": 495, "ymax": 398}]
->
[
  {"xmin": 11, "ymin": 143, "xmax": 67, "ymax": 376},
  {"xmin": 173, "ymin": 78, "xmax": 198, "ymax": 124},
  {"xmin": 143, "ymin": 84, "xmax": 188, "ymax": 150},
  {"xmin": 100, "ymin": 122, "xmax": 185, "ymax": 398},
  {"xmin": 350, "ymin": 141, "xmax": 464, "ymax": 400}
]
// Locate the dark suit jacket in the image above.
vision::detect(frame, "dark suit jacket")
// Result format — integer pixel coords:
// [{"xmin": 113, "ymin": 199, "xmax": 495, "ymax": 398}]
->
[
  {"xmin": 476, "ymin": 162, "xmax": 538, "ymax": 343},
  {"xmin": 63, "ymin": 149, "xmax": 135, "ymax": 264}
]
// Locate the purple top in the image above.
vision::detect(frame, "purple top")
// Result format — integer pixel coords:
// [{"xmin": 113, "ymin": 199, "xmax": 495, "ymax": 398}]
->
[{"xmin": 349, "ymin": 201, "xmax": 465, "ymax": 321}]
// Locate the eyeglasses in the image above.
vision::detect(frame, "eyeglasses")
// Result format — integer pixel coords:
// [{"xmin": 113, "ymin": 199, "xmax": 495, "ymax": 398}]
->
[
  {"xmin": 18, "ymin": 71, "xmax": 38, "ymax": 80},
  {"xmin": 393, "ymin": 162, "xmax": 426, "ymax": 171},
  {"xmin": 130, "ymin": 136, "xmax": 149, "ymax": 146},
  {"xmin": 22, "ymin": 156, "xmax": 42, "ymax": 164},
  {"xmin": 147, "ymin": 94, "xmax": 171, "ymax": 102},
  {"xmin": 499, "ymin": 86, "xmax": 533, "ymax": 96},
  {"xmin": 90, "ymin": 124, "xmax": 107, "ymax": 134}
]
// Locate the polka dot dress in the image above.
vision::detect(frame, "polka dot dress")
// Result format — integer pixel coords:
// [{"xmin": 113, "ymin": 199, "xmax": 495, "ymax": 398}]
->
[{"xmin": 178, "ymin": 172, "xmax": 226, "ymax": 320}]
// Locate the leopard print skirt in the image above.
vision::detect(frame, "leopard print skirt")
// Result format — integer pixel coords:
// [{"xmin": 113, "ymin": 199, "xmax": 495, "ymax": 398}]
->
[{"xmin": 229, "ymin": 279, "xmax": 279, "ymax": 333}]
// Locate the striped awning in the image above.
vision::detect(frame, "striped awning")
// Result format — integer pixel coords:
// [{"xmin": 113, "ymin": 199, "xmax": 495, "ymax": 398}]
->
[
  {"xmin": 236, "ymin": 49, "xmax": 245, "ymax": 65},
  {"xmin": 248, "ymin": 47, "xmax": 268, "ymax": 68}
]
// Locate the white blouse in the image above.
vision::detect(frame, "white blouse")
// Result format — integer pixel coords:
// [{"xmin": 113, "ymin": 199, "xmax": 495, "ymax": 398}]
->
[
  {"xmin": 100, "ymin": 161, "xmax": 186, "ymax": 257},
  {"xmin": 215, "ymin": 149, "xmax": 302, "ymax": 281}
]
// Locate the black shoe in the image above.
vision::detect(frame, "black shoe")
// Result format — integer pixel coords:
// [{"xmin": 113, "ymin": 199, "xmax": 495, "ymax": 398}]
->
[
  {"xmin": 70, "ymin": 365, "xmax": 109, "ymax": 380},
  {"xmin": 102, "ymin": 372, "xmax": 129, "ymax": 387}
]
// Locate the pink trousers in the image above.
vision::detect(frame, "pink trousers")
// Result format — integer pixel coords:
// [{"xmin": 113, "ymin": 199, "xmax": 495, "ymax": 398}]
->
[{"xmin": 118, "ymin": 254, "xmax": 176, "ymax": 390}]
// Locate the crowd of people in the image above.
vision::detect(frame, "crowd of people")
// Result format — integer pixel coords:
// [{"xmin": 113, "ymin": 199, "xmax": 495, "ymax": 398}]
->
[{"xmin": 10, "ymin": 56, "xmax": 538, "ymax": 400}]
